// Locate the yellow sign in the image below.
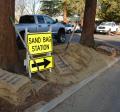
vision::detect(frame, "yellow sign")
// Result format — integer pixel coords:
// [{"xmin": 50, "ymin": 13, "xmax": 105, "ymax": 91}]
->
[
  {"xmin": 27, "ymin": 32, "xmax": 53, "ymax": 55},
  {"xmin": 29, "ymin": 56, "xmax": 54, "ymax": 73}
]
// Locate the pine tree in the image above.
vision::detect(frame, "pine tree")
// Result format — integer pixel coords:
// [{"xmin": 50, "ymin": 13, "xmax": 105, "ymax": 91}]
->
[
  {"xmin": 0, "ymin": 0, "xmax": 20, "ymax": 72},
  {"xmin": 41, "ymin": 0, "xmax": 62, "ymax": 17},
  {"xmin": 80, "ymin": 0, "xmax": 97, "ymax": 47}
]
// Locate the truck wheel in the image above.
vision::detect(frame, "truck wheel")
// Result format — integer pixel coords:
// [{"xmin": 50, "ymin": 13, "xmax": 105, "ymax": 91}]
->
[{"xmin": 57, "ymin": 30, "xmax": 66, "ymax": 43}]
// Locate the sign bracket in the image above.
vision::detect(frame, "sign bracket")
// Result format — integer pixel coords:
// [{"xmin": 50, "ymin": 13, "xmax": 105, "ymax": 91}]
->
[{"xmin": 25, "ymin": 29, "xmax": 47, "ymax": 80}]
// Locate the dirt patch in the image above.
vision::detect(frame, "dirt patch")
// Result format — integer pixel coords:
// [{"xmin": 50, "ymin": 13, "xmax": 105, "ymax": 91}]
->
[{"xmin": 0, "ymin": 43, "xmax": 115, "ymax": 112}]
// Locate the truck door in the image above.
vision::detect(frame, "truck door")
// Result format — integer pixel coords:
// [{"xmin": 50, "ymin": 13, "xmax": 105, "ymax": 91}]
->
[
  {"xmin": 44, "ymin": 15, "xmax": 58, "ymax": 33},
  {"xmin": 36, "ymin": 15, "xmax": 49, "ymax": 32}
]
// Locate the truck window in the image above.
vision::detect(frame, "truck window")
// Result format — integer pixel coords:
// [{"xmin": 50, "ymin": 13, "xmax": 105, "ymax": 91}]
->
[
  {"xmin": 44, "ymin": 16, "xmax": 55, "ymax": 24},
  {"xmin": 37, "ymin": 16, "xmax": 45, "ymax": 24},
  {"xmin": 19, "ymin": 15, "xmax": 35, "ymax": 24}
]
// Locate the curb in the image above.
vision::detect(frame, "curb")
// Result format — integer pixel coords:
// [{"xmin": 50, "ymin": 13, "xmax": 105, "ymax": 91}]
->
[{"xmin": 25, "ymin": 57, "xmax": 120, "ymax": 112}]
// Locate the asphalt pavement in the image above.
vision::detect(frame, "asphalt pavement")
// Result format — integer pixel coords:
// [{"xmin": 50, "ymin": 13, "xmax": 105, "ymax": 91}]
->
[
  {"xmin": 66, "ymin": 33, "xmax": 120, "ymax": 47},
  {"xmin": 49, "ymin": 60, "xmax": 120, "ymax": 112}
]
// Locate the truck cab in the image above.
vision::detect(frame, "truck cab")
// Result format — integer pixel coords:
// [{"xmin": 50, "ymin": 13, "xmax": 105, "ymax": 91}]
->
[{"xmin": 16, "ymin": 15, "xmax": 66, "ymax": 48}]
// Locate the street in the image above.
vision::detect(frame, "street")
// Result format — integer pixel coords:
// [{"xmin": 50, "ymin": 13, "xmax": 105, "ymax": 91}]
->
[
  {"xmin": 49, "ymin": 60, "xmax": 120, "ymax": 112},
  {"xmin": 66, "ymin": 33, "xmax": 120, "ymax": 47}
]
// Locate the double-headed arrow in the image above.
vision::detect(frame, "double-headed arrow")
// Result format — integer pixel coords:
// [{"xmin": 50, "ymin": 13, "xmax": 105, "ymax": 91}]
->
[{"xmin": 32, "ymin": 59, "xmax": 50, "ymax": 68}]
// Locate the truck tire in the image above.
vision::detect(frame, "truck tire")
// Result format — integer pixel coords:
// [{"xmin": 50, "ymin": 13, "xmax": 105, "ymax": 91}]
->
[{"xmin": 57, "ymin": 29, "xmax": 66, "ymax": 43}]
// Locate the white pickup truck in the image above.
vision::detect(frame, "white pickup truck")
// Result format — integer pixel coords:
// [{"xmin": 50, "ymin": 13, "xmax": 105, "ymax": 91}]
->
[
  {"xmin": 16, "ymin": 15, "xmax": 66, "ymax": 48},
  {"xmin": 96, "ymin": 22, "xmax": 119, "ymax": 34}
]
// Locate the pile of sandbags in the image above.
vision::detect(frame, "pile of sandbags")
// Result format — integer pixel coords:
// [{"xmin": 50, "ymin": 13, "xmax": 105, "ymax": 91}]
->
[
  {"xmin": 96, "ymin": 45, "xmax": 120, "ymax": 57},
  {"xmin": 0, "ymin": 69, "xmax": 32, "ymax": 106}
]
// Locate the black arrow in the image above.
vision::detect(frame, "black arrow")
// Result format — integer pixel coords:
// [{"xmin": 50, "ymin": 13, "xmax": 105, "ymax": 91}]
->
[{"xmin": 32, "ymin": 59, "xmax": 50, "ymax": 68}]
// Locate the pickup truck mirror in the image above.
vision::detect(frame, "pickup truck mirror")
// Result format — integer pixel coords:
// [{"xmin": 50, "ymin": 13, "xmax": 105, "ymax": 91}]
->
[
  {"xmin": 52, "ymin": 19, "xmax": 58, "ymax": 24},
  {"xmin": 55, "ymin": 19, "xmax": 58, "ymax": 23}
]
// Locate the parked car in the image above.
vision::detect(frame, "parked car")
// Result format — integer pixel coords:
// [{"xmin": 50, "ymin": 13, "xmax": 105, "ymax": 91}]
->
[
  {"xmin": 96, "ymin": 22, "xmax": 119, "ymax": 34},
  {"xmin": 94, "ymin": 20, "xmax": 103, "ymax": 33},
  {"xmin": 16, "ymin": 15, "xmax": 66, "ymax": 48},
  {"xmin": 74, "ymin": 24, "xmax": 81, "ymax": 33},
  {"xmin": 65, "ymin": 24, "xmax": 74, "ymax": 33}
]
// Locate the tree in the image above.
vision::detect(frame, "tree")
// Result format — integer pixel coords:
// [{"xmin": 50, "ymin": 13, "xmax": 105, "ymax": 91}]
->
[
  {"xmin": 63, "ymin": 0, "xmax": 85, "ymax": 23},
  {"xmin": 62, "ymin": 0, "xmax": 85, "ymax": 23},
  {"xmin": 67, "ymin": 0, "xmax": 85, "ymax": 18},
  {"xmin": 63, "ymin": 0, "xmax": 67, "ymax": 23},
  {"xmin": 0, "ymin": 0, "xmax": 19, "ymax": 72},
  {"xmin": 15, "ymin": 0, "xmax": 41, "ymax": 21},
  {"xmin": 80, "ymin": 0, "xmax": 97, "ymax": 47},
  {"xmin": 15, "ymin": 0, "xmax": 26, "ymax": 16},
  {"xmin": 97, "ymin": 0, "xmax": 120, "ymax": 22},
  {"xmin": 26, "ymin": 0, "xmax": 40, "ymax": 14},
  {"xmin": 40, "ymin": 0, "xmax": 85, "ymax": 24},
  {"xmin": 41, "ymin": 0, "xmax": 62, "ymax": 17}
]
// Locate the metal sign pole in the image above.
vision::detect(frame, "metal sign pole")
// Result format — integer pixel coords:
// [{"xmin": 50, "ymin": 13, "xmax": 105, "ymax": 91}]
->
[
  {"xmin": 48, "ymin": 25, "xmax": 52, "ymax": 72},
  {"xmin": 25, "ymin": 28, "xmax": 32, "ymax": 78},
  {"xmin": 65, "ymin": 22, "xmax": 77, "ymax": 51}
]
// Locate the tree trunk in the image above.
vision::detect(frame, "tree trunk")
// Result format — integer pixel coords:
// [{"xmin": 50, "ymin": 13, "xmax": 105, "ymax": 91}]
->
[
  {"xmin": 80, "ymin": 0, "xmax": 97, "ymax": 47},
  {"xmin": 63, "ymin": 0, "xmax": 67, "ymax": 23},
  {"xmin": 0, "ymin": 0, "xmax": 19, "ymax": 72}
]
